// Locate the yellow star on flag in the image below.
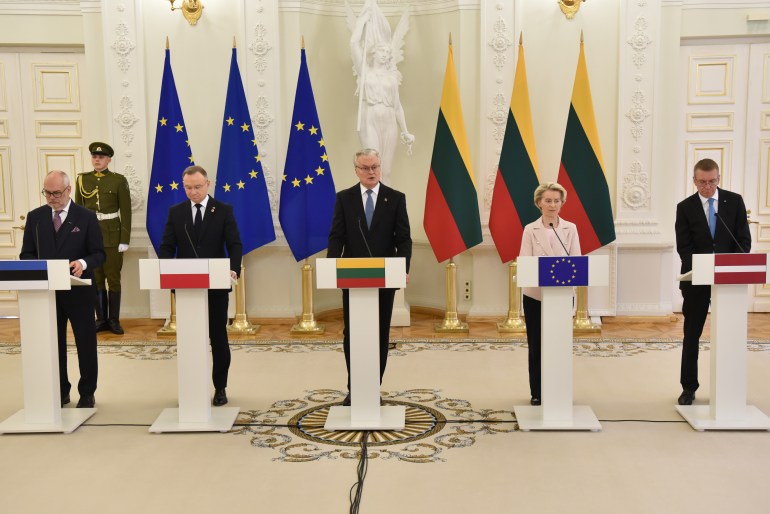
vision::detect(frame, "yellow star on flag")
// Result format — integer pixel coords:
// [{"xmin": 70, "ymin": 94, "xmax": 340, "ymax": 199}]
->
[
  {"xmin": 282, "ymin": 174, "xmax": 287, "ymax": 181},
  {"xmin": 223, "ymin": 183, "xmax": 231, "ymax": 192},
  {"xmin": 295, "ymin": 121, "xmax": 304, "ymax": 131},
  {"xmin": 237, "ymin": 180, "xmax": 245, "ymax": 189},
  {"xmin": 321, "ymin": 153, "xmax": 328, "ymax": 162},
  {"xmin": 292, "ymin": 178, "xmax": 301, "ymax": 187},
  {"xmin": 159, "ymin": 117, "xmax": 168, "ymax": 126},
  {"xmin": 304, "ymin": 175, "xmax": 314, "ymax": 185},
  {"xmin": 318, "ymin": 139, "xmax": 325, "ymax": 147},
  {"xmin": 155, "ymin": 183, "xmax": 163, "ymax": 193},
  {"xmin": 226, "ymin": 117, "xmax": 235, "ymax": 126},
  {"xmin": 308, "ymin": 126, "xmax": 318, "ymax": 135},
  {"xmin": 315, "ymin": 166, "xmax": 324, "ymax": 176},
  {"xmin": 170, "ymin": 181, "xmax": 179, "ymax": 190},
  {"xmin": 241, "ymin": 123, "xmax": 250, "ymax": 132},
  {"xmin": 251, "ymin": 138, "xmax": 258, "ymax": 147},
  {"xmin": 174, "ymin": 123, "xmax": 184, "ymax": 132},
  {"xmin": 188, "ymin": 155, "xmax": 194, "ymax": 163},
  {"xmin": 249, "ymin": 170, "xmax": 258, "ymax": 179}
]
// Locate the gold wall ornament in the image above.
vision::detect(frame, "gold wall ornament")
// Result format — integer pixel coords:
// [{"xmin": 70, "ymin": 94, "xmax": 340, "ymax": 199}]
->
[
  {"xmin": 558, "ymin": 0, "xmax": 585, "ymax": 20},
  {"xmin": 168, "ymin": 0, "xmax": 203, "ymax": 26}
]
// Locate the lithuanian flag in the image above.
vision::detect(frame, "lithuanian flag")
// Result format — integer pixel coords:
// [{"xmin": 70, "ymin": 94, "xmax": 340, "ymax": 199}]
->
[
  {"xmin": 424, "ymin": 41, "xmax": 482, "ymax": 263},
  {"xmin": 556, "ymin": 36, "xmax": 616, "ymax": 255},
  {"xmin": 336, "ymin": 258, "xmax": 386, "ymax": 288},
  {"xmin": 489, "ymin": 35, "xmax": 541, "ymax": 263}
]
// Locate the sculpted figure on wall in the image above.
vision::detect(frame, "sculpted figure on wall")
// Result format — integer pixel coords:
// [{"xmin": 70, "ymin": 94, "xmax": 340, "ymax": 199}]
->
[{"xmin": 347, "ymin": 0, "xmax": 414, "ymax": 186}]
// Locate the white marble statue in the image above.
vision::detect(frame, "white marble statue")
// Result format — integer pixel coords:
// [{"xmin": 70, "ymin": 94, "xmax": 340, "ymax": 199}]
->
[{"xmin": 347, "ymin": 0, "xmax": 414, "ymax": 186}]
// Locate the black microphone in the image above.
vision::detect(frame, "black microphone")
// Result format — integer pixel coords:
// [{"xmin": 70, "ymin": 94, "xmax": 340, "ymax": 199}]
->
[
  {"xmin": 549, "ymin": 222, "xmax": 570, "ymax": 256},
  {"xmin": 357, "ymin": 218, "xmax": 374, "ymax": 258},
  {"xmin": 715, "ymin": 211, "xmax": 747, "ymax": 253},
  {"xmin": 35, "ymin": 221, "xmax": 40, "ymax": 259},
  {"xmin": 184, "ymin": 223, "xmax": 200, "ymax": 258}
]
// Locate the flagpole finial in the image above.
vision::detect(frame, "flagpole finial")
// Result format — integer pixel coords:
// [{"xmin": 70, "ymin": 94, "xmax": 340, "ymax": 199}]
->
[
  {"xmin": 448, "ymin": 33, "xmax": 452, "ymax": 46},
  {"xmin": 301, "ymin": 35, "xmax": 305, "ymax": 49},
  {"xmin": 580, "ymin": 30, "xmax": 584, "ymax": 43},
  {"xmin": 519, "ymin": 32, "xmax": 523, "ymax": 46},
  {"xmin": 166, "ymin": 36, "xmax": 169, "ymax": 50},
  {"xmin": 233, "ymin": 36, "xmax": 236, "ymax": 49}
]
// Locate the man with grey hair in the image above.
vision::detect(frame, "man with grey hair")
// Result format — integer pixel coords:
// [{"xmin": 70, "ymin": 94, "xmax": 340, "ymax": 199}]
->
[
  {"xmin": 20, "ymin": 170, "xmax": 105, "ymax": 408},
  {"xmin": 327, "ymin": 149, "xmax": 412, "ymax": 405}
]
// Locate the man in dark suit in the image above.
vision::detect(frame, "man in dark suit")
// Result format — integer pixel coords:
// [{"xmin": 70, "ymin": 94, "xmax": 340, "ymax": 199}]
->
[
  {"xmin": 675, "ymin": 158, "xmax": 751, "ymax": 405},
  {"xmin": 158, "ymin": 166, "xmax": 242, "ymax": 407},
  {"xmin": 20, "ymin": 170, "xmax": 106, "ymax": 408},
  {"xmin": 327, "ymin": 148, "xmax": 412, "ymax": 406}
]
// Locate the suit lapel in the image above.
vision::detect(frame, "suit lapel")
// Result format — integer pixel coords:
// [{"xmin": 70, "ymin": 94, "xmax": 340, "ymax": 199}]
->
[
  {"xmin": 349, "ymin": 186, "xmax": 368, "ymax": 232},
  {"xmin": 369, "ymin": 185, "xmax": 389, "ymax": 231},
  {"xmin": 197, "ymin": 196, "xmax": 215, "ymax": 242},
  {"xmin": 55, "ymin": 205, "xmax": 77, "ymax": 251},
  {"xmin": 531, "ymin": 225, "xmax": 555, "ymax": 256}
]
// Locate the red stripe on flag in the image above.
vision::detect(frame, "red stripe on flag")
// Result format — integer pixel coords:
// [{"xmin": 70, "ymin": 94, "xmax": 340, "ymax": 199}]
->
[
  {"xmin": 556, "ymin": 163, "xmax": 600, "ymax": 254},
  {"xmin": 715, "ymin": 254, "xmax": 767, "ymax": 266},
  {"xmin": 160, "ymin": 274, "xmax": 210, "ymax": 289},
  {"xmin": 424, "ymin": 168, "xmax": 467, "ymax": 262},
  {"xmin": 337, "ymin": 277, "xmax": 386, "ymax": 288},
  {"xmin": 714, "ymin": 272, "xmax": 766, "ymax": 285},
  {"xmin": 489, "ymin": 170, "xmax": 524, "ymax": 263}
]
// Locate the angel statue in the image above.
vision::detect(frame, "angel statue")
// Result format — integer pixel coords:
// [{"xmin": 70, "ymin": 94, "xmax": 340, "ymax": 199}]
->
[{"xmin": 346, "ymin": 0, "xmax": 414, "ymax": 186}]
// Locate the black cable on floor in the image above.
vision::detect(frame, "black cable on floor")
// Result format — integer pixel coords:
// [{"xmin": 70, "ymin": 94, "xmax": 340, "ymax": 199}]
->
[{"xmin": 349, "ymin": 430, "xmax": 369, "ymax": 514}]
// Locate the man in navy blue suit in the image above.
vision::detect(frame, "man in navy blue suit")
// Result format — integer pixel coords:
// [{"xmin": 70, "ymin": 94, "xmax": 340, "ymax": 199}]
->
[
  {"xmin": 327, "ymin": 149, "xmax": 412, "ymax": 406},
  {"xmin": 20, "ymin": 170, "xmax": 105, "ymax": 408},
  {"xmin": 675, "ymin": 158, "xmax": 751, "ymax": 405},
  {"xmin": 159, "ymin": 166, "xmax": 242, "ymax": 407}
]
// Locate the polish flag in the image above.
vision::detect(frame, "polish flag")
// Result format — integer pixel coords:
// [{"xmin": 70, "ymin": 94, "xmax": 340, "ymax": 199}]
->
[{"xmin": 159, "ymin": 260, "xmax": 210, "ymax": 289}]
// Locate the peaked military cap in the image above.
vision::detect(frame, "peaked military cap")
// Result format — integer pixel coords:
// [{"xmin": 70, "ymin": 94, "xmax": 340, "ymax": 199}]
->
[{"xmin": 89, "ymin": 142, "xmax": 114, "ymax": 158}]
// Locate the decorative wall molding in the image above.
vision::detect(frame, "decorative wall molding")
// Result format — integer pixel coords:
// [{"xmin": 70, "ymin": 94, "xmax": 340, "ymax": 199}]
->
[
  {"xmin": 278, "ymin": 0, "xmax": 480, "ymax": 15},
  {"xmin": 615, "ymin": 218, "xmax": 662, "ymax": 235}
]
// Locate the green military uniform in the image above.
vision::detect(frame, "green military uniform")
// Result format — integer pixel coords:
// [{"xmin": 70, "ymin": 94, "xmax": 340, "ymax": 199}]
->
[{"xmin": 76, "ymin": 142, "xmax": 132, "ymax": 334}]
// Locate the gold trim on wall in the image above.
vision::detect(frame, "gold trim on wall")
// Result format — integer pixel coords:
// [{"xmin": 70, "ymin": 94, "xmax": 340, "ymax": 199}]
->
[
  {"xmin": 0, "ymin": 148, "xmax": 10, "ymax": 220},
  {"xmin": 31, "ymin": 63, "xmax": 80, "ymax": 112},
  {"xmin": 686, "ymin": 112, "xmax": 734, "ymax": 132},
  {"xmin": 0, "ymin": 62, "xmax": 6, "ymax": 111},
  {"xmin": 0, "ymin": 229, "xmax": 14, "ymax": 248},
  {"xmin": 689, "ymin": 55, "xmax": 735, "ymax": 104},
  {"xmin": 0, "ymin": 119, "xmax": 7, "ymax": 138},
  {"xmin": 34, "ymin": 119, "xmax": 81, "ymax": 138}
]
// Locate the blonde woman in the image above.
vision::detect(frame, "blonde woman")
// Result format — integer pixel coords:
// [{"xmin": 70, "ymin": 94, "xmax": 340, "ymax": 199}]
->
[{"xmin": 519, "ymin": 182, "xmax": 581, "ymax": 406}]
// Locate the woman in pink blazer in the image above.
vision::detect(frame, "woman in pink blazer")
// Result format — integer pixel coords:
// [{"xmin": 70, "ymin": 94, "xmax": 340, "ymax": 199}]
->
[{"xmin": 519, "ymin": 182, "xmax": 581, "ymax": 406}]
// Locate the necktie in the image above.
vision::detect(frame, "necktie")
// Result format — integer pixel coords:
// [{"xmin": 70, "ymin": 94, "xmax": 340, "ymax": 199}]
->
[
  {"xmin": 194, "ymin": 204, "xmax": 203, "ymax": 235},
  {"xmin": 707, "ymin": 198, "xmax": 716, "ymax": 239},
  {"xmin": 365, "ymin": 189, "xmax": 374, "ymax": 229},
  {"xmin": 53, "ymin": 210, "xmax": 63, "ymax": 232}
]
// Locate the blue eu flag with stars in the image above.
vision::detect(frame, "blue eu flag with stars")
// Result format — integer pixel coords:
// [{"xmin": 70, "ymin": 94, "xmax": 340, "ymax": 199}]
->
[
  {"xmin": 216, "ymin": 47, "xmax": 276, "ymax": 254},
  {"xmin": 147, "ymin": 48, "xmax": 193, "ymax": 254},
  {"xmin": 538, "ymin": 256, "xmax": 589, "ymax": 287},
  {"xmin": 279, "ymin": 48, "xmax": 336, "ymax": 261}
]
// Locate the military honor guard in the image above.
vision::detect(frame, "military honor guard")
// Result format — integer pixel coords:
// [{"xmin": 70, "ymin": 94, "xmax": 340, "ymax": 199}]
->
[{"xmin": 75, "ymin": 142, "xmax": 132, "ymax": 335}]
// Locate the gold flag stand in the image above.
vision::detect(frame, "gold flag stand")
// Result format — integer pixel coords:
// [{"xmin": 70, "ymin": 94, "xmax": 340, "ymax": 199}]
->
[
  {"xmin": 228, "ymin": 264, "xmax": 259, "ymax": 334},
  {"xmin": 290, "ymin": 259, "xmax": 324, "ymax": 335},
  {"xmin": 157, "ymin": 291, "xmax": 177, "ymax": 336},
  {"xmin": 573, "ymin": 286, "xmax": 600, "ymax": 333},
  {"xmin": 434, "ymin": 257, "xmax": 469, "ymax": 333},
  {"xmin": 497, "ymin": 260, "xmax": 526, "ymax": 333}
]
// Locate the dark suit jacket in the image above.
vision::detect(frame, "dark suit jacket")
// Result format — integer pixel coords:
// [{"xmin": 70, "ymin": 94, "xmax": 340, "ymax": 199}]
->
[
  {"xmin": 158, "ymin": 196, "xmax": 243, "ymax": 275},
  {"xmin": 327, "ymin": 183, "xmax": 412, "ymax": 272},
  {"xmin": 675, "ymin": 188, "xmax": 751, "ymax": 290},
  {"xmin": 20, "ymin": 200, "xmax": 105, "ymax": 274}
]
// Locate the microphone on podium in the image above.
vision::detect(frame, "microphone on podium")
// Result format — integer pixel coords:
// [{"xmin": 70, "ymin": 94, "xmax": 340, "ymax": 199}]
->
[
  {"xmin": 184, "ymin": 223, "xmax": 200, "ymax": 258},
  {"xmin": 715, "ymin": 212, "xmax": 747, "ymax": 253},
  {"xmin": 549, "ymin": 222, "xmax": 570, "ymax": 256},
  {"xmin": 357, "ymin": 218, "xmax": 374, "ymax": 258}
]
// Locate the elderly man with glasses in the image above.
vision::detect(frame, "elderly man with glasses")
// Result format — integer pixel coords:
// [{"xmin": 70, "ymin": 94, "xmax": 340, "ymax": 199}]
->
[
  {"xmin": 20, "ymin": 170, "xmax": 105, "ymax": 408},
  {"xmin": 675, "ymin": 158, "xmax": 751, "ymax": 406}
]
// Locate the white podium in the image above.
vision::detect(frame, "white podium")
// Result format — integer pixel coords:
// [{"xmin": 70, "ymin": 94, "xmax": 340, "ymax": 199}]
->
[
  {"xmin": 0, "ymin": 260, "xmax": 96, "ymax": 434},
  {"xmin": 139, "ymin": 258, "xmax": 239, "ymax": 433},
  {"xmin": 513, "ymin": 255, "xmax": 608, "ymax": 431},
  {"xmin": 676, "ymin": 253, "xmax": 770, "ymax": 431},
  {"xmin": 317, "ymin": 257, "xmax": 406, "ymax": 430}
]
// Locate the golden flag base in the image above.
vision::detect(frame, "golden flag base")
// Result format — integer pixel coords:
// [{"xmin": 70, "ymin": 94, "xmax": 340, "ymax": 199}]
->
[
  {"xmin": 498, "ymin": 260, "xmax": 526, "ymax": 333},
  {"xmin": 157, "ymin": 290, "xmax": 177, "ymax": 336},
  {"xmin": 434, "ymin": 258, "xmax": 469, "ymax": 333},
  {"xmin": 227, "ymin": 264, "xmax": 260, "ymax": 334},
  {"xmin": 573, "ymin": 286, "xmax": 601, "ymax": 334},
  {"xmin": 290, "ymin": 259, "xmax": 325, "ymax": 335}
]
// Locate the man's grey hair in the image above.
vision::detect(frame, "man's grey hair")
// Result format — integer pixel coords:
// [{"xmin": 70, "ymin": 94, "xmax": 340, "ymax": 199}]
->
[
  {"xmin": 354, "ymin": 148, "xmax": 380, "ymax": 166},
  {"xmin": 46, "ymin": 170, "xmax": 70, "ymax": 188}
]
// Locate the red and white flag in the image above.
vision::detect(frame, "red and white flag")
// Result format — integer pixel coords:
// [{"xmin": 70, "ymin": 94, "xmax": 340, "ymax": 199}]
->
[
  {"xmin": 714, "ymin": 254, "xmax": 768, "ymax": 285},
  {"xmin": 159, "ymin": 260, "xmax": 210, "ymax": 289}
]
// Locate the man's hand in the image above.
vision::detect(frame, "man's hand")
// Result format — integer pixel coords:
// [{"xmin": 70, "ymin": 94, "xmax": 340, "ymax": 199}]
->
[
  {"xmin": 69, "ymin": 260, "xmax": 84, "ymax": 277},
  {"xmin": 118, "ymin": 244, "xmax": 129, "ymax": 252}
]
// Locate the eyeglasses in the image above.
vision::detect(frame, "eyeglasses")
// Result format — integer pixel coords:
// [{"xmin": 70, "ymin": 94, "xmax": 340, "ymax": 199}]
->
[
  {"xmin": 695, "ymin": 179, "xmax": 719, "ymax": 187},
  {"xmin": 41, "ymin": 188, "xmax": 68, "ymax": 198},
  {"xmin": 355, "ymin": 164, "xmax": 381, "ymax": 173}
]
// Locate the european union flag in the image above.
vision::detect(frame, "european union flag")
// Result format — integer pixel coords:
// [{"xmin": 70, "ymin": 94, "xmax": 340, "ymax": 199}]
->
[
  {"xmin": 538, "ymin": 256, "xmax": 589, "ymax": 287},
  {"xmin": 279, "ymin": 48, "xmax": 336, "ymax": 261},
  {"xmin": 147, "ymin": 48, "xmax": 193, "ymax": 254},
  {"xmin": 215, "ymin": 47, "xmax": 276, "ymax": 254}
]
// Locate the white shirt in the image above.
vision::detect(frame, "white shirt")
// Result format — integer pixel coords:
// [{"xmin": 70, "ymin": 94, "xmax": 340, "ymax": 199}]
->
[
  {"xmin": 190, "ymin": 195, "xmax": 210, "ymax": 222},
  {"xmin": 699, "ymin": 189, "xmax": 719, "ymax": 221},
  {"xmin": 360, "ymin": 182, "xmax": 380, "ymax": 211}
]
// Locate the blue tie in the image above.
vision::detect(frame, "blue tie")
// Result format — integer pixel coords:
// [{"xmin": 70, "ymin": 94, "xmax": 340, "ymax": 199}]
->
[
  {"xmin": 365, "ymin": 189, "xmax": 374, "ymax": 229},
  {"xmin": 707, "ymin": 198, "xmax": 716, "ymax": 239}
]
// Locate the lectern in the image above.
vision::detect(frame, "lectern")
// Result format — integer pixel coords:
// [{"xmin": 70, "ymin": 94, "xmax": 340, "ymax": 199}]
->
[
  {"xmin": 513, "ymin": 255, "xmax": 609, "ymax": 431},
  {"xmin": 0, "ymin": 260, "xmax": 96, "ymax": 434},
  {"xmin": 677, "ymin": 253, "xmax": 770, "ymax": 431},
  {"xmin": 139, "ymin": 258, "xmax": 239, "ymax": 433},
  {"xmin": 316, "ymin": 257, "xmax": 406, "ymax": 430}
]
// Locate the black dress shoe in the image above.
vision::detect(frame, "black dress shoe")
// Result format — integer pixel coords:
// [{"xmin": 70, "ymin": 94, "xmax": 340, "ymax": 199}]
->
[
  {"xmin": 530, "ymin": 397, "xmax": 541, "ymax": 406},
  {"xmin": 108, "ymin": 319, "xmax": 124, "ymax": 335},
  {"xmin": 678, "ymin": 390, "xmax": 695, "ymax": 406},
  {"xmin": 76, "ymin": 395, "xmax": 95, "ymax": 408},
  {"xmin": 95, "ymin": 321, "xmax": 110, "ymax": 333},
  {"xmin": 213, "ymin": 388, "xmax": 228, "ymax": 406},
  {"xmin": 61, "ymin": 394, "xmax": 70, "ymax": 407},
  {"xmin": 342, "ymin": 393, "xmax": 351, "ymax": 406}
]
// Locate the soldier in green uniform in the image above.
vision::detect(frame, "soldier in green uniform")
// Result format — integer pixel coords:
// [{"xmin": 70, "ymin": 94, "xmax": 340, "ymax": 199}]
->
[{"xmin": 75, "ymin": 142, "xmax": 132, "ymax": 335}]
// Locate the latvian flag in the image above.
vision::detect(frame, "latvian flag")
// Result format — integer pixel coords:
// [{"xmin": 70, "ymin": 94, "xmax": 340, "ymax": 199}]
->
[
  {"xmin": 714, "ymin": 254, "xmax": 769, "ymax": 285},
  {"xmin": 159, "ymin": 260, "xmax": 210, "ymax": 289},
  {"xmin": 336, "ymin": 258, "xmax": 386, "ymax": 289},
  {"xmin": 0, "ymin": 261, "xmax": 49, "ymax": 290}
]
